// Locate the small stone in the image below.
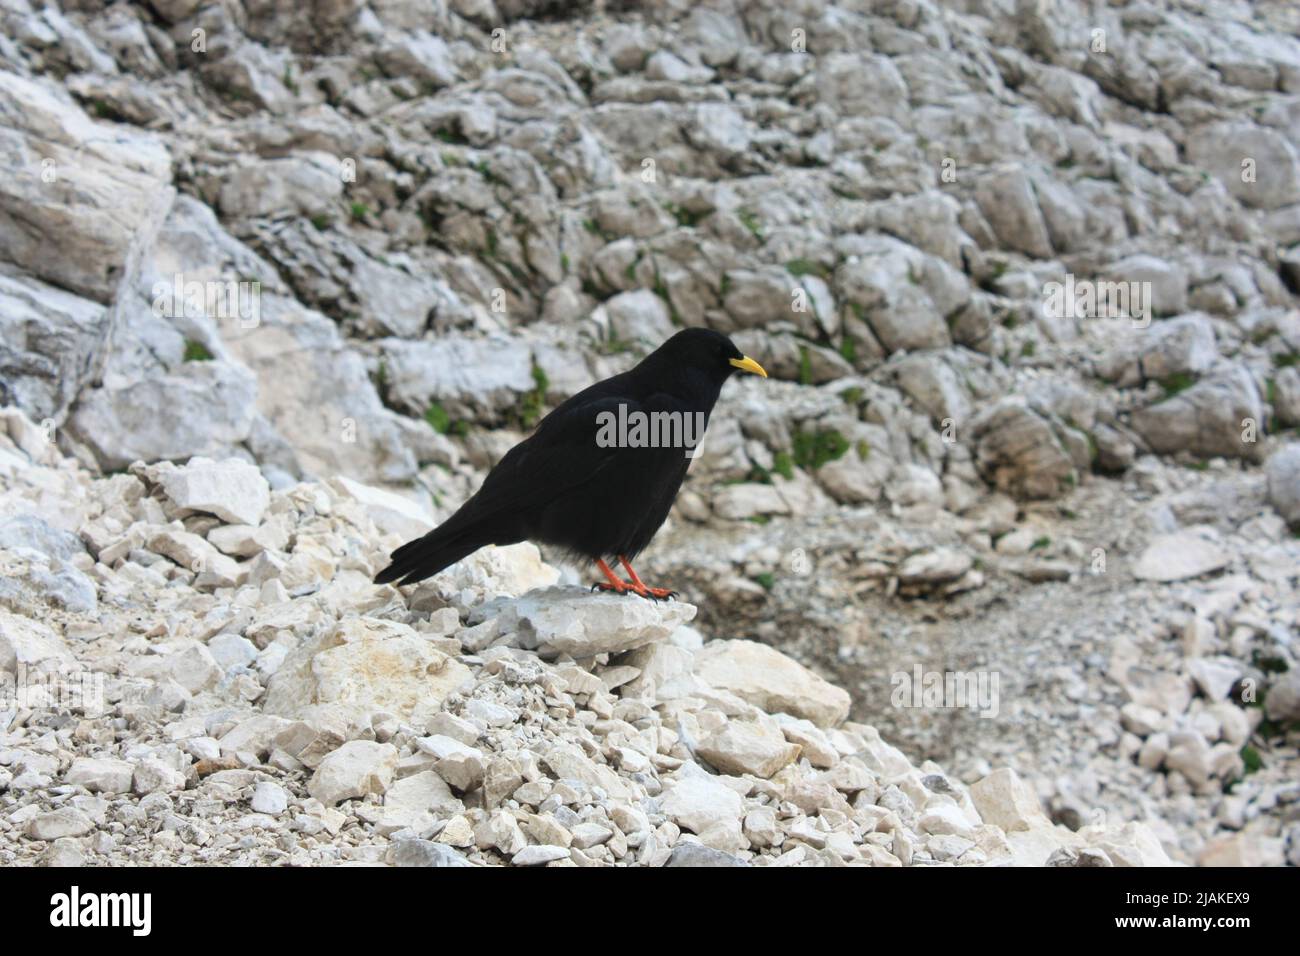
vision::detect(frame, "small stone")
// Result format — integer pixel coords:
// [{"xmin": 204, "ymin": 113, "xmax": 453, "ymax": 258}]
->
[
  {"xmin": 132, "ymin": 758, "xmax": 186, "ymax": 794},
  {"xmin": 26, "ymin": 808, "xmax": 94, "ymax": 841},
  {"xmin": 251, "ymin": 781, "xmax": 289, "ymax": 815},
  {"xmin": 41, "ymin": 837, "xmax": 85, "ymax": 867},
  {"xmin": 387, "ymin": 839, "xmax": 473, "ymax": 868},
  {"xmin": 1132, "ymin": 530, "xmax": 1230, "ymax": 582},
  {"xmin": 512, "ymin": 844, "xmax": 570, "ymax": 866},
  {"xmin": 66, "ymin": 757, "xmax": 134, "ymax": 795},
  {"xmin": 696, "ymin": 719, "xmax": 802, "ymax": 778},
  {"xmin": 660, "ymin": 772, "xmax": 745, "ymax": 852},
  {"xmin": 156, "ymin": 457, "xmax": 271, "ymax": 526},
  {"xmin": 692, "ymin": 640, "xmax": 850, "ymax": 727},
  {"xmin": 969, "ymin": 768, "xmax": 1046, "ymax": 832},
  {"xmin": 665, "ymin": 844, "xmax": 750, "ymax": 867},
  {"xmin": 570, "ymin": 822, "xmax": 613, "ymax": 850},
  {"xmin": 307, "ymin": 741, "xmax": 398, "ymax": 805},
  {"xmin": 437, "ymin": 815, "xmax": 476, "ymax": 847}
]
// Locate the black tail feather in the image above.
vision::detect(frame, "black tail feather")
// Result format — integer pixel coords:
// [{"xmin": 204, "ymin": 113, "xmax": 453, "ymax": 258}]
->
[{"xmin": 373, "ymin": 526, "xmax": 486, "ymax": 587}]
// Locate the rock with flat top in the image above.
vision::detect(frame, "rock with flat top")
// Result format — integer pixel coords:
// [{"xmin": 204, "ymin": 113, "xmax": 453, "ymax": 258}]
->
[
  {"xmin": 693, "ymin": 639, "xmax": 850, "ymax": 727},
  {"xmin": 478, "ymin": 586, "xmax": 696, "ymax": 659},
  {"xmin": 1132, "ymin": 529, "xmax": 1230, "ymax": 582},
  {"xmin": 154, "ymin": 457, "xmax": 270, "ymax": 526},
  {"xmin": 308, "ymin": 741, "xmax": 398, "ymax": 806}
]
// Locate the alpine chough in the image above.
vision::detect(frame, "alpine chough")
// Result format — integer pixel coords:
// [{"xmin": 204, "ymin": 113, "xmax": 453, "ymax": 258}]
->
[{"xmin": 374, "ymin": 328, "xmax": 767, "ymax": 598}]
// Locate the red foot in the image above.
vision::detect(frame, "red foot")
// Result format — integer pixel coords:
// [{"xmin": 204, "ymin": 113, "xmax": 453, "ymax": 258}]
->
[{"xmin": 592, "ymin": 557, "xmax": 677, "ymax": 601}]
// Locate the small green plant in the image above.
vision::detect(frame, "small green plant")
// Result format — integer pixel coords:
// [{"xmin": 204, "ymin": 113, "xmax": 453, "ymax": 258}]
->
[
  {"xmin": 1030, "ymin": 536, "xmax": 1051, "ymax": 551},
  {"xmin": 599, "ymin": 329, "xmax": 630, "ymax": 355},
  {"xmin": 772, "ymin": 451, "xmax": 795, "ymax": 481},
  {"xmin": 517, "ymin": 364, "xmax": 549, "ymax": 429},
  {"xmin": 839, "ymin": 336, "xmax": 857, "ymax": 364},
  {"xmin": 798, "ymin": 346, "xmax": 813, "ymax": 386},
  {"xmin": 1240, "ymin": 744, "xmax": 1262, "ymax": 775},
  {"xmin": 182, "ymin": 340, "xmax": 213, "ymax": 362},
  {"xmin": 662, "ymin": 201, "xmax": 703, "ymax": 228},
  {"xmin": 423, "ymin": 402, "xmax": 451, "ymax": 434},
  {"xmin": 855, "ymin": 440, "xmax": 870, "ymax": 461},
  {"xmin": 792, "ymin": 427, "xmax": 849, "ymax": 471},
  {"xmin": 737, "ymin": 209, "xmax": 763, "ymax": 240},
  {"xmin": 310, "ymin": 213, "xmax": 331, "ymax": 231},
  {"xmin": 1252, "ymin": 651, "xmax": 1289, "ymax": 675},
  {"xmin": 785, "ymin": 258, "xmax": 827, "ymax": 278},
  {"xmin": 350, "ymin": 201, "xmax": 370, "ymax": 221},
  {"xmin": 840, "ymin": 386, "xmax": 863, "ymax": 405},
  {"xmin": 1160, "ymin": 371, "xmax": 1196, "ymax": 397},
  {"xmin": 752, "ymin": 571, "xmax": 775, "ymax": 589}
]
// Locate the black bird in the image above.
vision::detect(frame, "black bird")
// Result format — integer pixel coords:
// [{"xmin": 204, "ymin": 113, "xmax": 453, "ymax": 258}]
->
[{"xmin": 374, "ymin": 328, "xmax": 767, "ymax": 598}]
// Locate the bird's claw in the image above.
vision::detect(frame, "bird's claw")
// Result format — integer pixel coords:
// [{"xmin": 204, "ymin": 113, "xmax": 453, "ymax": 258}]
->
[{"xmin": 592, "ymin": 580, "xmax": 676, "ymax": 601}]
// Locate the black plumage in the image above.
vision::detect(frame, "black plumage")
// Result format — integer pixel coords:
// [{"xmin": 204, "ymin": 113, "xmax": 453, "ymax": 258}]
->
[{"xmin": 373, "ymin": 328, "xmax": 767, "ymax": 597}]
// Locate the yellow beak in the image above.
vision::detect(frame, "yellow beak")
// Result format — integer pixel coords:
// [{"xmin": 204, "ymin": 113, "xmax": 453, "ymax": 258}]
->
[{"xmin": 729, "ymin": 355, "xmax": 768, "ymax": 378}]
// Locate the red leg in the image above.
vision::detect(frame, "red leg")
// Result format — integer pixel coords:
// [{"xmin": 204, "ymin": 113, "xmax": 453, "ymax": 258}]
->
[
  {"xmin": 619, "ymin": 555, "xmax": 676, "ymax": 600},
  {"xmin": 592, "ymin": 558, "xmax": 629, "ymax": 594}
]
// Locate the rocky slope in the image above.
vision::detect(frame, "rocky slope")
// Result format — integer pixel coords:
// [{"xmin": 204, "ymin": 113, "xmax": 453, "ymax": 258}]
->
[
  {"xmin": 0, "ymin": 421, "xmax": 1176, "ymax": 866},
  {"xmin": 1, "ymin": 0, "xmax": 1299, "ymax": 865}
]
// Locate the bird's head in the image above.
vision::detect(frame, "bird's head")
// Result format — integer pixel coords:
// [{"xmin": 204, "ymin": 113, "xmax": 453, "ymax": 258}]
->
[{"xmin": 655, "ymin": 328, "xmax": 768, "ymax": 384}]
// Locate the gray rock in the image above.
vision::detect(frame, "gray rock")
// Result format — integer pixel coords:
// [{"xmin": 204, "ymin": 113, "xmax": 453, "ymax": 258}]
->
[
  {"xmin": 25, "ymin": 807, "xmax": 94, "ymax": 841},
  {"xmin": 1132, "ymin": 529, "xmax": 1231, "ymax": 582},
  {"xmin": 0, "ymin": 514, "xmax": 84, "ymax": 561},
  {"xmin": 12, "ymin": 561, "xmax": 97, "ymax": 614},
  {"xmin": 604, "ymin": 289, "xmax": 673, "ymax": 348},
  {"xmin": 68, "ymin": 360, "xmax": 258, "ymax": 471},
  {"xmin": 973, "ymin": 165, "xmax": 1054, "ymax": 258},
  {"xmin": 0, "ymin": 274, "xmax": 108, "ymax": 424},
  {"xmin": 1105, "ymin": 256, "xmax": 1189, "ymax": 318},
  {"xmin": 155, "ymin": 457, "xmax": 270, "ymax": 526},
  {"xmin": 387, "ymin": 839, "xmax": 474, "ymax": 868},
  {"xmin": 0, "ymin": 70, "xmax": 174, "ymax": 303},
  {"xmin": 476, "ymin": 587, "xmax": 696, "ymax": 659},
  {"xmin": 377, "ymin": 32, "xmax": 458, "ymax": 88},
  {"xmin": 1187, "ymin": 121, "xmax": 1300, "ymax": 210},
  {"xmin": 1129, "ymin": 366, "xmax": 1264, "ymax": 461},
  {"xmin": 511, "ymin": 844, "xmax": 571, "ymax": 866},
  {"xmin": 220, "ymin": 296, "xmax": 430, "ymax": 484},
  {"xmin": 969, "ymin": 399, "xmax": 1076, "ymax": 500},
  {"xmin": 664, "ymin": 844, "xmax": 751, "ymax": 867},
  {"xmin": 217, "ymin": 154, "xmax": 343, "ymax": 220},
  {"xmin": 1096, "ymin": 315, "xmax": 1216, "ymax": 388},
  {"xmin": 308, "ymin": 741, "xmax": 398, "ymax": 806},
  {"xmin": 66, "ymin": 757, "xmax": 134, "ymax": 794},
  {"xmin": 1266, "ymin": 443, "xmax": 1300, "ymax": 529},
  {"xmin": 380, "ymin": 335, "xmax": 535, "ymax": 421},
  {"xmin": 1265, "ymin": 671, "xmax": 1300, "ymax": 724},
  {"xmin": 835, "ymin": 237, "xmax": 960, "ymax": 353}
]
